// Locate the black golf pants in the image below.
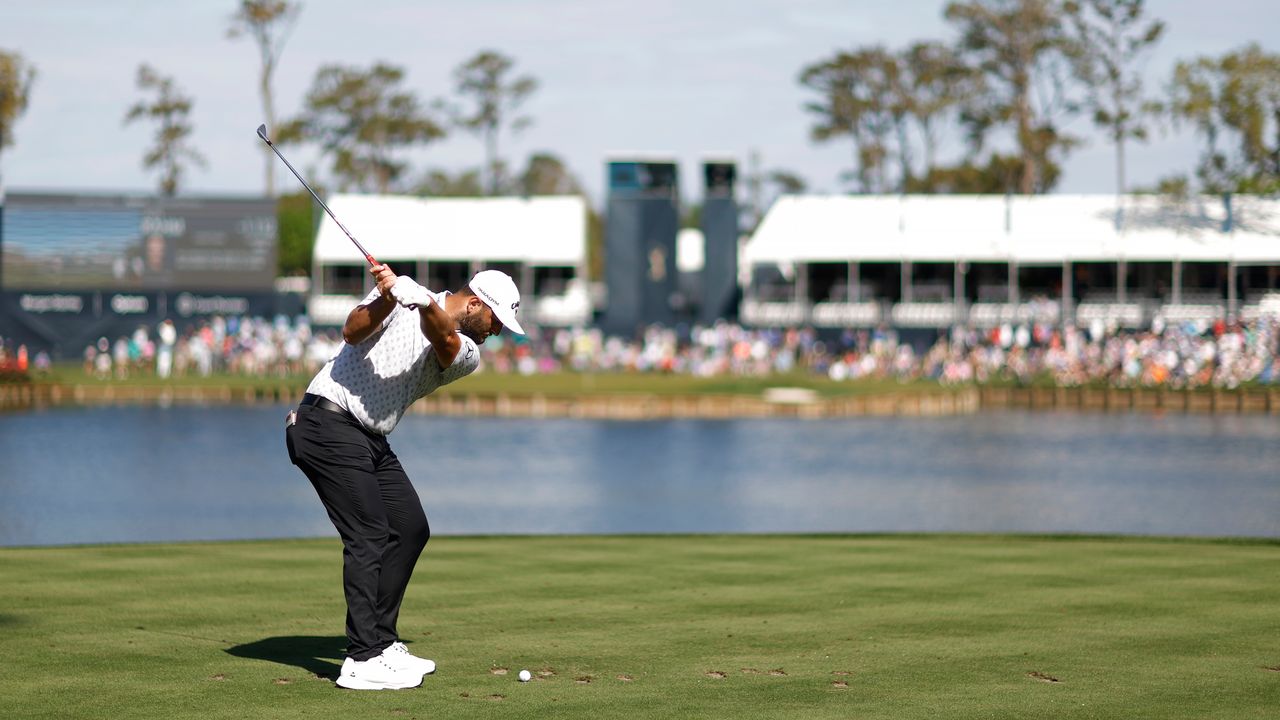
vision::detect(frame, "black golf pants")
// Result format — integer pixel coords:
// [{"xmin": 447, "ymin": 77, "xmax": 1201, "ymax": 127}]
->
[{"xmin": 285, "ymin": 404, "xmax": 430, "ymax": 661}]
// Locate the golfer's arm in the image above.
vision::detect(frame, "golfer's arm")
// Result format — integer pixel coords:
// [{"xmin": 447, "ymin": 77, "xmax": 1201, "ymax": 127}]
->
[
  {"xmin": 343, "ymin": 296, "xmax": 395, "ymax": 345},
  {"xmin": 419, "ymin": 300, "xmax": 461, "ymax": 367}
]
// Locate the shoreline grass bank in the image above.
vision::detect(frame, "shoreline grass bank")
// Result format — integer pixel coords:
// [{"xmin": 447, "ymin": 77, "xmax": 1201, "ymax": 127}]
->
[{"xmin": 4, "ymin": 369, "xmax": 1278, "ymax": 416}]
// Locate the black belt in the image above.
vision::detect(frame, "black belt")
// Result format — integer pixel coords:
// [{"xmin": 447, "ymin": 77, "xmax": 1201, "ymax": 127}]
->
[{"xmin": 300, "ymin": 393, "xmax": 355, "ymax": 421}]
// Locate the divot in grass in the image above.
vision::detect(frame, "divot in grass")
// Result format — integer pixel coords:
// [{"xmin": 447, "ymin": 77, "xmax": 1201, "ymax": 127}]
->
[
  {"xmin": 616, "ymin": 674, "xmax": 634, "ymax": 682},
  {"xmin": 832, "ymin": 681, "xmax": 849, "ymax": 689},
  {"xmin": 575, "ymin": 676, "xmax": 593, "ymax": 684},
  {"xmin": 489, "ymin": 667, "xmax": 508, "ymax": 676},
  {"xmin": 768, "ymin": 668, "xmax": 787, "ymax": 676},
  {"xmin": 705, "ymin": 671, "xmax": 727, "ymax": 679},
  {"xmin": 1028, "ymin": 671, "xmax": 1061, "ymax": 683}
]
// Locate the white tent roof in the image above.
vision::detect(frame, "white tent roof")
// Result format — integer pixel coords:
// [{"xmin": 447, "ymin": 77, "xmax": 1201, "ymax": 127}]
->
[
  {"xmin": 313, "ymin": 194, "xmax": 586, "ymax": 265},
  {"xmin": 746, "ymin": 194, "xmax": 1280, "ymax": 265}
]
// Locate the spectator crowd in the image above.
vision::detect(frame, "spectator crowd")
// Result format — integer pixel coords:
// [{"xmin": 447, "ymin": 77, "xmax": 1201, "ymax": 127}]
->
[{"xmin": 2, "ymin": 313, "xmax": 1278, "ymax": 389}]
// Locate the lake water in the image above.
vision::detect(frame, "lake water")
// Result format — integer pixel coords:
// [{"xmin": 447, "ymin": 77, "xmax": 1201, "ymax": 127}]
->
[{"xmin": 1, "ymin": 405, "xmax": 1278, "ymax": 546}]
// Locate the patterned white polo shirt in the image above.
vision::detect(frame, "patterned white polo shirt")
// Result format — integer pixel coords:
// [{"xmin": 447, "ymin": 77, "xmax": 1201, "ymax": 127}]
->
[{"xmin": 305, "ymin": 286, "xmax": 481, "ymax": 435}]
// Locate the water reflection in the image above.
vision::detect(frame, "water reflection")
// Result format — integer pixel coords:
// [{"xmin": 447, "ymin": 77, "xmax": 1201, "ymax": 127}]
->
[{"xmin": 0, "ymin": 406, "xmax": 1277, "ymax": 546}]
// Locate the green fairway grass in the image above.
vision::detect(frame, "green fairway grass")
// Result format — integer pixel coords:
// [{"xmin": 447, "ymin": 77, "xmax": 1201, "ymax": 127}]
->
[{"xmin": 1, "ymin": 535, "xmax": 1277, "ymax": 719}]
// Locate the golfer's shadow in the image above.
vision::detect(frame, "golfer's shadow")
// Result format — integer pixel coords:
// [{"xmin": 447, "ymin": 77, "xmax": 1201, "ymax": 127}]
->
[{"xmin": 225, "ymin": 635, "xmax": 345, "ymax": 679}]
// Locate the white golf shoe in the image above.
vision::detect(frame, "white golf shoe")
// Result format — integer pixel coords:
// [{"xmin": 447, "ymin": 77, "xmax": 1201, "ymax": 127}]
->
[
  {"xmin": 382, "ymin": 641, "xmax": 437, "ymax": 676},
  {"xmin": 335, "ymin": 654, "xmax": 423, "ymax": 690}
]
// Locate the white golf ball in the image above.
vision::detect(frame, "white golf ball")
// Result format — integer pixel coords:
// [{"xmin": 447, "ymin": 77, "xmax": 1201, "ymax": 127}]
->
[{"xmin": 518, "ymin": 669, "xmax": 532, "ymax": 682}]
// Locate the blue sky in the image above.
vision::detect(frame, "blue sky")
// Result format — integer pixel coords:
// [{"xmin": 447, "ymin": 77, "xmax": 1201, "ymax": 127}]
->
[{"xmin": 2, "ymin": 0, "xmax": 1277, "ymax": 206}]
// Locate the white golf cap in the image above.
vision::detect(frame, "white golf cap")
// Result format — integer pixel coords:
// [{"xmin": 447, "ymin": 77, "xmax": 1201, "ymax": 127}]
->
[{"xmin": 468, "ymin": 269, "xmax": 525, "ymax": 335}]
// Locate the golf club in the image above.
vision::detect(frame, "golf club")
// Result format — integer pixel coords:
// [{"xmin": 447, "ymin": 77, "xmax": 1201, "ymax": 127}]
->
[{"xmin": 255, "ymin": 123, "xmax": 378, "ymax": 267}]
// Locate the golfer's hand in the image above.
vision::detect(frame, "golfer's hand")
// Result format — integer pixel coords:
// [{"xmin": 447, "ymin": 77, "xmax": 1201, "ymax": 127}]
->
[
  {"xmin": 371, "ymin": 264, "xmax": 397, "ymax": 302},
  {"xmin": 390, "ymin": 276, "xmax": 433, "ymax": 309}
]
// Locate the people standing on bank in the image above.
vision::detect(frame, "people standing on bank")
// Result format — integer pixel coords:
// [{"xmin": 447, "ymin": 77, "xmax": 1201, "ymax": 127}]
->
[
  {"xmin": 285, "ymin": 262, "xmax": 524, "ymax": 691},
  {"xmin": 156, "ymin": 320, "xmax": 176, "ymax": 379}
]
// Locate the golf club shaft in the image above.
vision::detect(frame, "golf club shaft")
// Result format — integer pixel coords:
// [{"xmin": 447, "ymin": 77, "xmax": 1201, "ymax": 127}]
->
[{"xmin": 255, "ymin": 124, "xmax": 378, "ymax": 267}]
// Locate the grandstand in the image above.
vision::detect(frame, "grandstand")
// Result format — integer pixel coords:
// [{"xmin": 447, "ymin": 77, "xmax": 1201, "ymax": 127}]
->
[
  {"xmin": 742, "ymin": 194, "xmax": 1280, "ymax": 330},
  {"xmin": 307, "ymin": 194, "xmax": 590, "ymax": 327}
]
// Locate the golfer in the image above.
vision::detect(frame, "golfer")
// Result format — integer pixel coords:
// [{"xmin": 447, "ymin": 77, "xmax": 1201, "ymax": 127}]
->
[{"xmin": 285, "ymin": 262, "xmax": 524, "ymax": 690}]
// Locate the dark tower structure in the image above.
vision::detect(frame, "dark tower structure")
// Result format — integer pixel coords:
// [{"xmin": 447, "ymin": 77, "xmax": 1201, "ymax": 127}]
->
[
  {"xmin": 699, "ymin": 160, "xmax": 739, "ymax": 324},
  {"xmin": 602, "ymin": 159, "xmax": 679, "ymax": 337}
]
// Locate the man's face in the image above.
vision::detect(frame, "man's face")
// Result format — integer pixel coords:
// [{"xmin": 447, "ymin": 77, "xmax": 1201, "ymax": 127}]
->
[
  {"xmin": 146, "ymin": 234, "xmax": 165, "ymax": 271},
  {"xmin": 458, "ymin": 297, "xmax": 503, "ymax": 344}
]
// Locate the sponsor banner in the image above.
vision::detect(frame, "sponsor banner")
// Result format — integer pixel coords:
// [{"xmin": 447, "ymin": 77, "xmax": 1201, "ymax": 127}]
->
[
  {"xmin": 173, "ymin": 293, "xmax": 251, "ymax": 317},
  {"xmin": 3, "ymin": 291, "xmax": 275, "ymax": 319},
  {"xmin": 0, "ymin": 291, "xmax": 283, "ymax": 361},
  {"xmin": 108, "ymin": 294, "xmax": 150, "ymax": 315},
  {"xmin": 12, "ymin": 292, "xmax": 152, "ymax": 316},
  {"xmin": 17, "ymin": 293, "xmax": 88, "ymax": 314}
]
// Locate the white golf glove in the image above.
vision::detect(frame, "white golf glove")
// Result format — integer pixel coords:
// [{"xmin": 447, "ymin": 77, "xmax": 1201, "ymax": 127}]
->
[{"xmin": 390, "ymin": 276, "xmax": 433, "ymax": 309}]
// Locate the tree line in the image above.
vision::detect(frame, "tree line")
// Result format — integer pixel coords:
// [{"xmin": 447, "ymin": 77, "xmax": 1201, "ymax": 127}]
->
[
  {"xmin": 0, "ymin": 1, "xmax": 1277, "ymax": 259},
  {"xmin": 0, "ymin": 2, "xmax": 568, "ymax": 202},
  {"xmin": 799, "ymin": 0, "xmax": 1280, "ymax": 197}
]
